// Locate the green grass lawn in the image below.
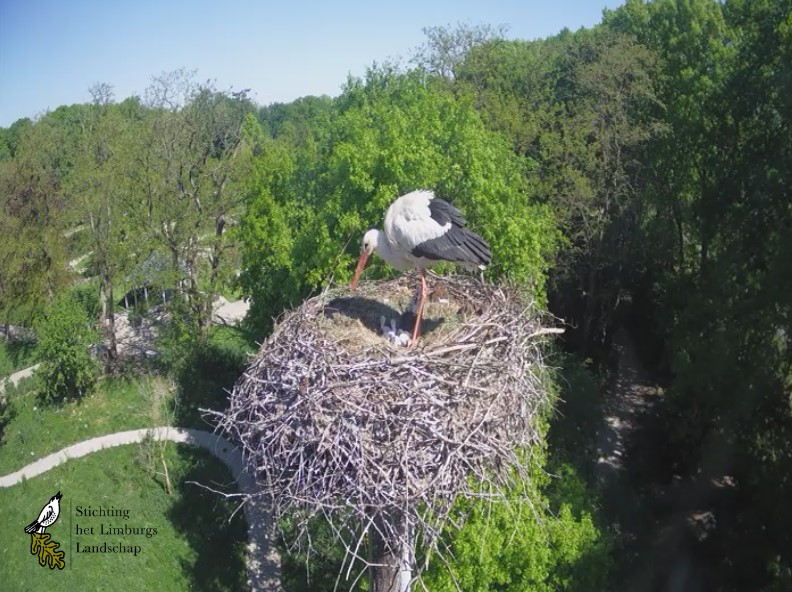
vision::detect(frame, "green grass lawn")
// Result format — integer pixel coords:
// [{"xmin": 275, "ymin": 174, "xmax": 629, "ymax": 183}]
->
[
  {"xmin": 0, "ymin": 376, "xmax": 158, "ymax": 475},
  {"xmin": 1, "ymin": 324, "xmax": 257, "ymax": 476},
  {"xmin": 0, "ymin": 323, "xmax": 259, "ymax": 590},
  {"xmin": 0, "ymin": 443, "xmax": 247, "ymax": 592}
]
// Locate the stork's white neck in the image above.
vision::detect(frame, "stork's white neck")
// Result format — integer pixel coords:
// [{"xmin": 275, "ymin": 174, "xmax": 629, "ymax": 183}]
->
[
  {"xmin": 369, "ymin": 228, "xmax": 412, "ymax": 271},
  {"xmin": 372, "ymin": 229, "xmax": 394, "ymax": 263}
]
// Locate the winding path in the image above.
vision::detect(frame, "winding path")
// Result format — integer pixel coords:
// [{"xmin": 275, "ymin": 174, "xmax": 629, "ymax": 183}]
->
[
  {"xmin": 0, "ymin": 427, "xmax": 281, "ymax": 592},
  {"xmin": 0, "ymin": 363, "xmax": 40, "ymax": 398}
]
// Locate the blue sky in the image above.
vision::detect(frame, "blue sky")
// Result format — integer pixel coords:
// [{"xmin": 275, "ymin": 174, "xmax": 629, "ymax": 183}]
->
[{"xmin": 0, "ymin": 0, "xmax": 624, "ymax": 127}]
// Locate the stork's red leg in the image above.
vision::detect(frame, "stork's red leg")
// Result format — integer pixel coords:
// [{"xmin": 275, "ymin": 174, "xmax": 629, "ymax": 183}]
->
[{"xmin": 410, "ymin": 270, "xmax": 427, "ymax": 346}]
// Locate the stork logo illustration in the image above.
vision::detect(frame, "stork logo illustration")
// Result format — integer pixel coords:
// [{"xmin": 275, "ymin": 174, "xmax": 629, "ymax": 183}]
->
[{"xmin": 24, "ymin": 491, "xmax": 65, "ymax": 570}]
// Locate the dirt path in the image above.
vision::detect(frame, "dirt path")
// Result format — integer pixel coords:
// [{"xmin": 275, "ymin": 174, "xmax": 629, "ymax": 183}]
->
[
  {"xmin": 0, "ymin": 427, "xmax": 281, "ymax": 592},
  {"xmin": 213, "ymin": 296, "xmax": 251, "ymax": 325},
  {"xmin": 113, "ymin": 297, "xmax": 251, "ymax": 358},
  {"xmin": 598, "ymin": 328, "xmax": 731, "ymax": 592},
  {"xmin": 596, "ymin": 328, "xmax": 672, "ymax": 590},
  {"xmin": 595, "ymin": 328, "xmax": 660, "ymax": 482}
]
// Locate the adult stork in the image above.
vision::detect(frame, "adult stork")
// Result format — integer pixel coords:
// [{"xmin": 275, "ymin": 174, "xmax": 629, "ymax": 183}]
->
[{"xmin": 350, "ymin": 189, "xmax": 491, "ymax": 345}]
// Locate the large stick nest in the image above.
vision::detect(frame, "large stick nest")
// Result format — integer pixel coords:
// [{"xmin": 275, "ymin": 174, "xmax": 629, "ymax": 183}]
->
[{"xmin": 213, "ymin": 273, "xmax": 559, "ymax": 577}]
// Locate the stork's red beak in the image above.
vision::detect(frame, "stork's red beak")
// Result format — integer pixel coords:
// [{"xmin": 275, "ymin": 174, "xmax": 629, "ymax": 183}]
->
[{"xmin": 350, "ymin": 252, "xmax": 369, "ymax": 290}]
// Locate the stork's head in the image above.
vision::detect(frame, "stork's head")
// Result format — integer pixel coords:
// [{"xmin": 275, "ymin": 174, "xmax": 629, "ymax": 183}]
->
[
  {"xmin": 361, "ymin": 229, "xmax": 379, "ymax": 256},
  {"xmin": 351, "ymin": 229, "xmax": 379, "ymax": 290}
]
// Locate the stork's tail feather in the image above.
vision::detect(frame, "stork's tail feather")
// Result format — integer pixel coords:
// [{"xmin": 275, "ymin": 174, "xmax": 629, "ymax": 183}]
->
[{"xmin": 458, "ymin": 229, "xmax": 492, "ymax": 267}]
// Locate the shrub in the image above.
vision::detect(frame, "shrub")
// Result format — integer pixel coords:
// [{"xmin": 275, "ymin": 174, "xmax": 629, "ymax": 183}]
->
[
  {"xmin": 70, "ymin": 280, "xmax": 101, "ymax": 322},
  {"xmin": 33, "ymin": 293, "xmax": 99, "ymax": 403},
  {"xmin": 421, "ymin": 460, "xmax": 610, "ymax": 592}
]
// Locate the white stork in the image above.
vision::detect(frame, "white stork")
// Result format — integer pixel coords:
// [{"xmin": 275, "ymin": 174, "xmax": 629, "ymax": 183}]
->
[{"xmin": 350, "ymin": 190, "xmax": 491, "ymax": 345}]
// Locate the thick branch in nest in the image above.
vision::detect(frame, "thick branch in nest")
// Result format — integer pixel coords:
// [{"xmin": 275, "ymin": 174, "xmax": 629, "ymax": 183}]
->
[{"xmin": 211, "ymin": 273, "xmax": 559, "ymax": 587}]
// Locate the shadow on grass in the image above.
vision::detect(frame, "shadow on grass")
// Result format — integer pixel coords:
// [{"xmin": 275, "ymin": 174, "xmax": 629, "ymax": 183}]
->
[
  {"xmin": 0, "ymin": 337, "xmax": 39, "ymax": 376},
  {"xmin": 164, "ymin": 325, "xmax": 258, "ymax": 429},
  {"xmin": 1, "ymin": 375, "xmax": 35, "ymax": 447},
  {"xmin": 0, "ymin": 393, "xmax": 17, "ymax": 443},
  {"xmin": 167, "ymin": 445, "xmax": 248, "ymax": 592}
]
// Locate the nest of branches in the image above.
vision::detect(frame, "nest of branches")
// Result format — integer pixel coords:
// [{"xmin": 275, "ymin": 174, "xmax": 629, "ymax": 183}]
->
[{"xmin": 213, "ymin": 273, "xmax": 560, "ymax": 583}]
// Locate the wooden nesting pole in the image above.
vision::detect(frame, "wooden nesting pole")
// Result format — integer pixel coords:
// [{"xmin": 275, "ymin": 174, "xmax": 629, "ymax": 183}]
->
[{"xmin": 369, "ymin": 509, "xmax": 413, "ymax": 592}]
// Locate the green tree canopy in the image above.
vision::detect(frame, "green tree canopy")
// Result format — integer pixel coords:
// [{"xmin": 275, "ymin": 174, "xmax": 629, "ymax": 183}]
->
[{"xmin": 239, "ymin": 68, "xmax": 556, "ymax": 330}]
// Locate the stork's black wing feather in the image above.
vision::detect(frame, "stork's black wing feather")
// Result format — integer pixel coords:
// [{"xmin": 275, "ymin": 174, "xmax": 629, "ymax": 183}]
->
[
  {"xmin": 411, "ymin": 227, "xmax": 491, "ymax": 266},
  {"xmin": 411, "ymin": 198, "xmax": 491, "ymax": 266},
  {"xmin": 427, "ymin": 198, "xmax": 466, "ymax": 227}
]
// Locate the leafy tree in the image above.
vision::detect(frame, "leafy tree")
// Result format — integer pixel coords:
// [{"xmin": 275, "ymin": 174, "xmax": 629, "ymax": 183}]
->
[
  {"xmin": 1, "ymin": 117, "xmax": 33, "ymax": 159},
  {"xmin": 603, "ymin": 0, "xmax": 733, "ymax": 282},
  {"xmin": 548, "ymin": 31, "xmax": 663, "ymax": 354},
  {"xmin": 422, "ymin": 460, "xmax": 610, "ymax": 592},
  {"xmin": 132, "ymin": 70, "xmax": 254, "ymax": 338},
  {"xmin": 34, "ymin": 292, "xmax": 99, "ymax": 403},
  {"xmin": 236, "ymin": 124, "xmax": 302, "ymax": 330},
  {"xmin": 663, "ymin": 1, "xmax": 791, "ymax": 586},
  {"xmin": 240, "ymin": 68, "xmax": 557, "ymax": 331},
  {"xmin": 258, "ymin": 95, "xmax": 335, "ymax": 145},
  {"xmin": 413, "ymin": 23, "xmax": 509, "ymax": 81},
  {"xmin": 0, "ymin": 129, "xmax": 10, "ymax": 163},
  {"xmin": 596, "ymin": 1, "xmax": 792, "ymax": 587},
  {"xmin": 451, "ymin": 28, "xmax": 663, "ymax": 354},
  {"xmin": 66, "ymin": 84, "xmax": 138, "ymax": 362},
  {"xmin": 0, "ymin": 115, "xmax": 73, "ymax": 327}
]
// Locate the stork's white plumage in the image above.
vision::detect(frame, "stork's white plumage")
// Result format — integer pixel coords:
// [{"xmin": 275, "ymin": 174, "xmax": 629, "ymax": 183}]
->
[
  {"xmin": 351, "ymin": 190, "xmax": 491, "ymax": 345},
  {"xmin": 24, "ymin": 491, "xmax": 62, "ymax": 534}
]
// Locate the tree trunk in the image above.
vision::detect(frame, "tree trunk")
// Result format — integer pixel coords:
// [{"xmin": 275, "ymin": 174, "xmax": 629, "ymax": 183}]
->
[
  {"xmin": 369, "ymin": 510, "xmax": 412, "ymax": 592},
  {"xmin": 581, "ymin": 264, "xmax": 600, "ymax": 356},
  {"xmin": 102, "ymin": 272, "xmax": 118, "ymax": 362},
  {"xmin": 187, "ymin": 254, "xmax": 210, "ymax": 339},
  {"xmin": 672, "ymin": 198, "xmax": 684, "ymax": 270}
]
